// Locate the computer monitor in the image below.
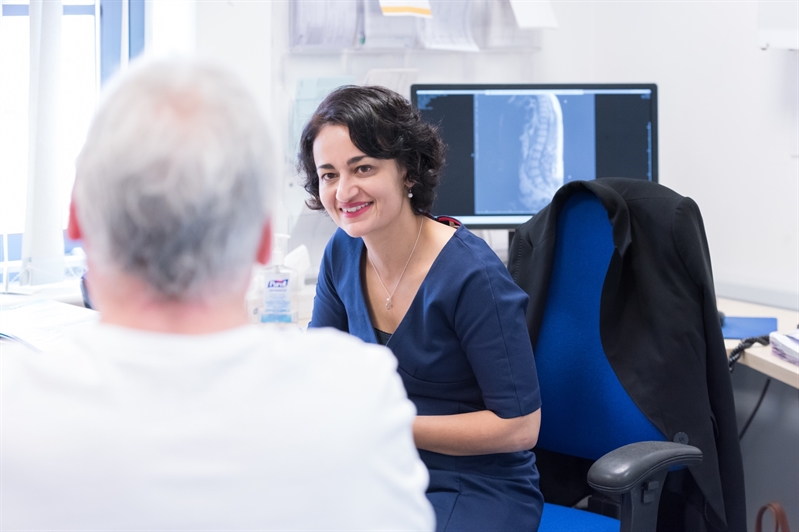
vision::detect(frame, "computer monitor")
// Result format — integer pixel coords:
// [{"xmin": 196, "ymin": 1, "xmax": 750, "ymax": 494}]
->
[{"xmin": 411, "ymin": 84, "xmax": 658, "ymax": 229}]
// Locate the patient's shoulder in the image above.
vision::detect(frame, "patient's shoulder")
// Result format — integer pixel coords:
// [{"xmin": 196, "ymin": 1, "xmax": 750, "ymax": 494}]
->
[{"xmin": 272, "ymin": 326, "xmax": 398, "ymax": 380}]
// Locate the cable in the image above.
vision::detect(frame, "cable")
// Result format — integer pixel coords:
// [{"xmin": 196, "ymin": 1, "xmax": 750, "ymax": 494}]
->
[
  {"xmin": 727, "ymin": 335, "xmax": 773, "ymax": 440},
  {"xmin": 728, "ymin": 335, "xmax": 770, "ymax": 372},
  {"xmin": 739, "ymin": 378, "xmax": 771, "ymax": 440}
]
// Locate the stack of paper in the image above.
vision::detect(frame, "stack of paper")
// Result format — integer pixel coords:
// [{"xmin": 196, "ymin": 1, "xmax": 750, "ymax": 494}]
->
[
  {"xmin": 770, "ymin": 330, "xmax": 799, "ymax": 366},
  {"xmin": 0, "ymin": 298, "xmax": 98, "ymax": 352}
]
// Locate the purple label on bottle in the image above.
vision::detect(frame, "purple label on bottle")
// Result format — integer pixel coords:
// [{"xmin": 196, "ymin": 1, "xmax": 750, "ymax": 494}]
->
[{"xmin": 267, "ymin": 279, "xmax": 289, "ymax": 289}]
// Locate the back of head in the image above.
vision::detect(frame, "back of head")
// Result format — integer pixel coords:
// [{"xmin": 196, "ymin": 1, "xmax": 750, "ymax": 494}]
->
[{"xmin": 74, "ymin": 58, "xmax": 273, "ymax": 301}]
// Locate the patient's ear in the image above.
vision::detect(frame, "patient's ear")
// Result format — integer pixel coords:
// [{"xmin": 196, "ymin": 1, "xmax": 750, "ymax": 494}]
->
[
  {"xmin": 255, "ymin": 220, "xmax": 272, "ymax": 265},
  {"xmin": 67, "ymin": 200, "xmax": 82, "ymax": 240}
]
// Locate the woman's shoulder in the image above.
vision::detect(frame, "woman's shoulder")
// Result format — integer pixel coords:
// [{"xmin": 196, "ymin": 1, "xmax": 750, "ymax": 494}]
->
[
  {"xmin": 318, "ymin": 228, "xmax": 363, "ymax": 286},
  {"xmin": 449, "ymin": 226, "xmax": 505, "ymax": 268},
  {"xmin": 324, "ymin": 227, "xmax": 363, "ymax": 257},
  {"xmin": 424, "ymin": 224, "xmax": 518, "ymax": 293}
]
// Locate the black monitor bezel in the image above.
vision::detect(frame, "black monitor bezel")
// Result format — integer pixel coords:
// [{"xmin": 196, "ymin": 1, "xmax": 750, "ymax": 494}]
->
[{"xmin": 411, "ymin": 83, "xmax": 659, "ymax": 229}]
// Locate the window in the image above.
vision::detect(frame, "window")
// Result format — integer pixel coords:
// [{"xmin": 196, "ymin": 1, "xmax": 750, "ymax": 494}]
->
[{"xmin": 0, "ymin": 0, "xmax": 143, "ymax": 281}]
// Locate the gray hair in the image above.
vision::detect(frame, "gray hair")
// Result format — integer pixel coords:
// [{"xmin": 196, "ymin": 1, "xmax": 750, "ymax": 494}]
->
[{"xmin": 74, "ymin": 58, "xmax": 274, "ymax": 301}]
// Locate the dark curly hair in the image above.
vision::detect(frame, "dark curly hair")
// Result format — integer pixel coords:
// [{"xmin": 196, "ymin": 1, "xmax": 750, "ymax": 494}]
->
[{"xmin": 298, "ymin": 85, "xmax": 445, "ymax": 213}]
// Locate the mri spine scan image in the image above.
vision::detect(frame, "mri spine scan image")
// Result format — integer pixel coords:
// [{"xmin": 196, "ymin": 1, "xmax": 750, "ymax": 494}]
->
[{"xmin": 515, "ymin": 94, "xmax": 564, "ymax": 212}]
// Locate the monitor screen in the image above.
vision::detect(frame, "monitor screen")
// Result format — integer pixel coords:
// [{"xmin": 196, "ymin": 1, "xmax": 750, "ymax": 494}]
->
[{"xmin": 411, "ymin": 84, "xmax": 658, "ymax": 228}]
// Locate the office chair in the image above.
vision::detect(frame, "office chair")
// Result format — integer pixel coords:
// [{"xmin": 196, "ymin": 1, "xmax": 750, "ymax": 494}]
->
[{"xmin": 515, "ymin": 191, "xmax": 703, "ymax": 532}]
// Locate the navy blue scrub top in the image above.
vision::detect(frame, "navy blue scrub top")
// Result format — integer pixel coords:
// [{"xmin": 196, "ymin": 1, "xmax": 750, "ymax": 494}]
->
[{"xmin": 310, "ymin": 223, "xmax": 543, "ymax": 531}]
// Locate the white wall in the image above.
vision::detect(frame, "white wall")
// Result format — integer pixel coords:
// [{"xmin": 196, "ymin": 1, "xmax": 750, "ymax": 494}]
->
[
  {"xmin": 192, "ymin": 0, "xmax": 799, "ymax": 309},
  {"xmin": 534, "ymin": 1, "xmax": 798, "ymax": 309}
]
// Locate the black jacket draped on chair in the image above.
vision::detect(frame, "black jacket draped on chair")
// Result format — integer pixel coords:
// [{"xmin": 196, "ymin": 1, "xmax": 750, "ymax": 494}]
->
[{"xmin": 509, "ymin": 178, "xmax": 746, "ymax": 532}]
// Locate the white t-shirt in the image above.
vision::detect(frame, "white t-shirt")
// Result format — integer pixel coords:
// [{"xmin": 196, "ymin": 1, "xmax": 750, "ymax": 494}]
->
[{"xmin": 0, "ymin": 323, "xmax": 434, "ymax": 531}]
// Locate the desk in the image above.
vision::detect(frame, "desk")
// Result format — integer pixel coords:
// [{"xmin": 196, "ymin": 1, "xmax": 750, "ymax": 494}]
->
[
  {"xmin": 2, "ymin": 278, "xmax": 85, "ymax": 307},
  {"xmin": 720, "ymin": 298, "xmax": 799, "ymax": 531},
  {"xmin": 718, "ymin": 297, "xmax": 799, "ymax": 389},
  {"xmin": 4, "ymin": 287, "xmax": 795, "ymax": 388}
]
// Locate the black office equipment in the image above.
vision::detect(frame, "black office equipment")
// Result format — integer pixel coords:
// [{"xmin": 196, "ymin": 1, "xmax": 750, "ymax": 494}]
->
[{"xmin": 411, "ymin": 83, "xmax": 658, "ymax": 228}]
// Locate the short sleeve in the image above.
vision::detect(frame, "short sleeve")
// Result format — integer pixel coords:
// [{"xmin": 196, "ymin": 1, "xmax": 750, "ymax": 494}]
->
[{"xmin": 454, "ymin": 247, "xmax": 541, "ymax": 419}]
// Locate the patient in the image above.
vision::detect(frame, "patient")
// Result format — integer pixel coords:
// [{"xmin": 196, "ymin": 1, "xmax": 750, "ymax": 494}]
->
[{"xmin": 0, "ymin": 59, "xmax": 433, "ymax": 531}]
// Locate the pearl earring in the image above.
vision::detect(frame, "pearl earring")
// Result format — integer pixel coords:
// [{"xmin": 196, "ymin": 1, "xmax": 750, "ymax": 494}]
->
[{"xmin": 408, "ymin": 191, "xmax": 414, "ymax": 198}]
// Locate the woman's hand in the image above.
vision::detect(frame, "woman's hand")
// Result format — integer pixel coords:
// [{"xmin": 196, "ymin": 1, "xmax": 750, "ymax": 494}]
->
[{"xmin": 413, "ymin": 408, "xmax": 541, "ymax": 456}]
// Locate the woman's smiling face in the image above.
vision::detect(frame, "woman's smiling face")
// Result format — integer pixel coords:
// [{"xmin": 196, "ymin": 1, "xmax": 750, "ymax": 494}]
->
[{"xmin": 313, "ymin": 124, "xmax": 411, "ymax": 239}]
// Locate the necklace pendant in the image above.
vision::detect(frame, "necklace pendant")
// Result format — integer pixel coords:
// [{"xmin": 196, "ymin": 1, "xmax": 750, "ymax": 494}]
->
[{"xmin": 385, "ymin": 297, "xmax": 393, "ymax": 311}]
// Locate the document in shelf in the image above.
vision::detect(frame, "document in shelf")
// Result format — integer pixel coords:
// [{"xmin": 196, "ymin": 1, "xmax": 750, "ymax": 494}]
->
[
  {"xmin": 0, "ymin": 299, "xmax": 98, "ymax": 352},
  {"xmin": 379, "ymin": 0, "xmax": 432, "ymax": 18},
  {"xmin": 364, "ymin": 0, "xmax": 419, "ymax": 48},
  {"xmin": 290, "ymin": 0, "xmax": 359, "ymax": 49},
  {"xmin": 418, "ymin": 0, "xmax": 479, "ymax": 52}
]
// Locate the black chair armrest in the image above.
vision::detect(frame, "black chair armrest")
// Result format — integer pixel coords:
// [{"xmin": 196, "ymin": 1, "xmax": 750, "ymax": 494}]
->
[
  {"xmin": 588, "ymin": 441, "xmax": 703, "ymax": 494},
  {"xmin": 586, "ymin": 441, "xmax": 703, "ymax": 532}
]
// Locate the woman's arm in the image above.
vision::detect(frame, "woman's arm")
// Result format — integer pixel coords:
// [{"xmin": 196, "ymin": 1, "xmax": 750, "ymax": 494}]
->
[{"xmin": 413, "ymin": 408, "xmax": 541, "ymax": 456}]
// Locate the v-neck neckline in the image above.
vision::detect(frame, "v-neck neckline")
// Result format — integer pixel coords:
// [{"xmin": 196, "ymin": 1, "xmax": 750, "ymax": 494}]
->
[{"xmin": 358, "ymin": 224, "xmax": 463, "ymax": 345}]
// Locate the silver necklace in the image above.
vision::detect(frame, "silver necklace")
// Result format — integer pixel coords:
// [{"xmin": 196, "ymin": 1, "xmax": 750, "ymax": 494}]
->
[{"xmin": 368, "ymin": 217, "xmax": 424, "ymax": 311}]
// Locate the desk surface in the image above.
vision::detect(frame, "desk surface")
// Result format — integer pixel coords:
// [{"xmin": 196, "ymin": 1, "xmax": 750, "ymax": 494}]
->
[
  {"xmin": 1, "ymin": 278, "xmax": 85, "ymax": 307},
  {"xmin": 3, "ymin": 286, "xmax": 796, "ymax": 388},
  {"xmin": 718, "ymin": 297, "xmax": 799, "ymax": 389}
]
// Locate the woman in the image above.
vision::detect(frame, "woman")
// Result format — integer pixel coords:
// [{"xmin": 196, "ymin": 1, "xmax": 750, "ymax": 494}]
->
[{"xmin": 299, "ymin": 85, "xmax": 544, "ymax": 532}]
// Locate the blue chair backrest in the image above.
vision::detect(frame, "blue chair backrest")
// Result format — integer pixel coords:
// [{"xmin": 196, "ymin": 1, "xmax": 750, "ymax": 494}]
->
[{"xmin": 535, "ymin": 192, "xmax": 665, "ymax": 460}]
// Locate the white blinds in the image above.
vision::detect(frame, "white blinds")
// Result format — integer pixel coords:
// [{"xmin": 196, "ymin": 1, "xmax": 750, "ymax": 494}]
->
[{"xmin": 21, "ymin": 0, "xmax": 65, "ymax": 285}]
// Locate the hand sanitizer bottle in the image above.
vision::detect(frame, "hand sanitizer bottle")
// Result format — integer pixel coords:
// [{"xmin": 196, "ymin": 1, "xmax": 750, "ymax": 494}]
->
[{"xmin": 261, "ymin": 234, "xmax": 297, "ymax": 324}]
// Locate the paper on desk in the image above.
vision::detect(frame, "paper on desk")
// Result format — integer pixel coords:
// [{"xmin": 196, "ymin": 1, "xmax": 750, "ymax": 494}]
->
[
  {"xmin": 364, "ymin": 0, "xmax": 419, "ymax": 48},
  {"xmin": 0, "ymin": 299, "xmax": 98, "ymax": 352},
  {"xmin": 509, "ymin": 0, "xmax": 558, "ymax": 29},
  {"xmin": 379, "ymin": 0, "xmax": 432, "ymax": 18},
  {"xmin": 770, "ymin": 329, "xmax": 799, "ymax": 365},
  {"xmin": 418, "ymin": 0, "xmax": 479, "ymax": 52},
  {"xmin": 290, "ymin": 0, "xmax": 359, "ymax": 49}
]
